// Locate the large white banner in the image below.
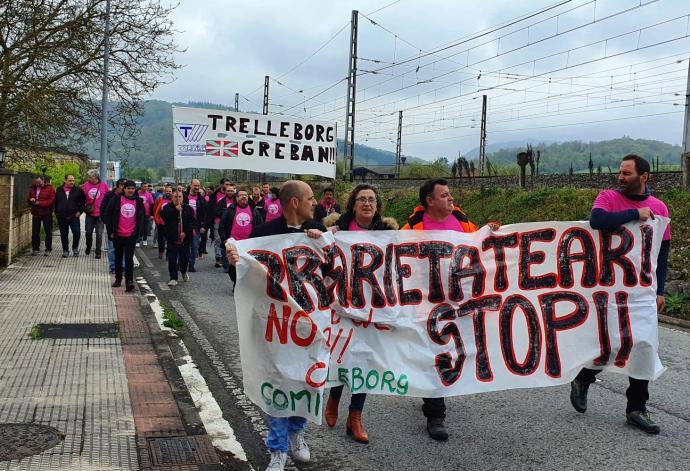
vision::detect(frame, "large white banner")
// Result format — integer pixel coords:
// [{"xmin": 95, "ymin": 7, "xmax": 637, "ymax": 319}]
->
[
  {"xmin": 173, "ymin": 106, "xmax": 337, "ymax": 178},
  {"xmin": 234, "ymin": 219, "xmax": 668, "ymax": 424}
]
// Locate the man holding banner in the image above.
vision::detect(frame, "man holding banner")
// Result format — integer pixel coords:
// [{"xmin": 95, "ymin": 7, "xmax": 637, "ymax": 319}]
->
[
  {"xmin": 569, "ymin": 154, "xmax": 670, "ymax": 434},
  {"xmin": 402, "ymin": 178, "xmax": 497, "ymax": 441},
  {"xmin": 227, "ymin": 180, "xmax": 326, "ymax": 471}
]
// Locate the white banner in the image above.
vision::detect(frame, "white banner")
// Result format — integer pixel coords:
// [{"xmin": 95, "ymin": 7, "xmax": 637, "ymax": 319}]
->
[
  {"xmin": 234, "ymin": 219, "xmax": 668, "ymax": 423},
  {"xmin": 172, "ymin": 106, "xmax": 337, "ymax": 178}
]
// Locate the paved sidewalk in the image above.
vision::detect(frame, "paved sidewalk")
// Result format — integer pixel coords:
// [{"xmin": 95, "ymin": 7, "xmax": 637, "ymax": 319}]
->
[{"xmin": 0, "ymin": 227, "xmax": 220, "ymax": 469}]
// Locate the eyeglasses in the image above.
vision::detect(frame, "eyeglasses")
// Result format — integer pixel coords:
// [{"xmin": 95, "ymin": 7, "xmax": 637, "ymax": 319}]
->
[{"xmin": 355, "ymin": 197, "xmax": 376, "ymax": 204}]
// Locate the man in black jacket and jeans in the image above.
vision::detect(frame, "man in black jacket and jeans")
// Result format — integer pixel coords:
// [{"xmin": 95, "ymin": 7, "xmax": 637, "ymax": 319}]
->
[
  {"xmin": 101, "ymin": 178, "xmax": 126, "ymax": 273},
  {"xmin": 55, "ymin": 174, "xmax": 86, "ymax": 257},
  {"xmin": 226, "ymin": 180, "xmax": 324, "ymax": 471}
]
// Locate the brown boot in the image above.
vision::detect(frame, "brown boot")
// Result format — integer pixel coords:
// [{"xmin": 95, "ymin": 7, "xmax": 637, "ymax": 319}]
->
[
  {"xmin": 325, "ymin": 395, "xmax": 339, "ymax": 427},
  {"xmin": 346, "ymin": 411, "xmax": 369, "ymax": 444}
]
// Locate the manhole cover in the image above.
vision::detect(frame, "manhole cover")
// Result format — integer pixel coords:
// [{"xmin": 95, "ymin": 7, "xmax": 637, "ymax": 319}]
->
[
  {"xmin": 0, "ymin": 423, "xmax": 64, "ymax": 461},
  {"xmin": 148, "ymin": 436, "xmax": 219, "ymax": 466},
  {"xmin": 35, "ymin": 323, "xmax": 119, "ymax": 339}
]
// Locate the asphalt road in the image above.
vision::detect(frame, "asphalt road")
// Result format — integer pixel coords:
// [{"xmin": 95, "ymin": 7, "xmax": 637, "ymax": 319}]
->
[{"xmin": 137, "ymin": 243, "xmax": 690, "ymax": 471}]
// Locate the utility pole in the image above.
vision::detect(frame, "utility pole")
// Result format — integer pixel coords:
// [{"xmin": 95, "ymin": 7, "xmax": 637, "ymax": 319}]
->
[
  {"xmin": 99, "ymin": 0, "xmax": 111, "ymax": 182},
  {"xmin": 479, "ymin": 94, "xmax": 487, "ymax": 176},
  {"xmin": 395, "ymin": 111, "xmax": 403, "ymax": 178},
  {"xmin": 682, "ymin": 58, "xmax": 690, "ymax": 189},
  {"xmin": 344, "ymin": 10, "xmax": 359, "ymax": 182},
  {"xmin": 263, "ymin": 76, "xmax": 269, "ymax": 115},
  {"xmin": 235, "ymin": 93, "xmax": 239, "ymax": 112}
]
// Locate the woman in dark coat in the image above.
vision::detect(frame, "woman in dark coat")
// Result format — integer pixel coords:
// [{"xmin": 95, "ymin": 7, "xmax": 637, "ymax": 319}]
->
[{"xmin": 323, "ymin": 183, "xmax": 398, "ymax": 445}]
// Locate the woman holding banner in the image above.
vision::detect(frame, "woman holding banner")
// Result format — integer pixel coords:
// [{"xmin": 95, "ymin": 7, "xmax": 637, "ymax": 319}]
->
[{"xmin": 323, "ymin": 183, "xmax": 398, "ymax": 444}]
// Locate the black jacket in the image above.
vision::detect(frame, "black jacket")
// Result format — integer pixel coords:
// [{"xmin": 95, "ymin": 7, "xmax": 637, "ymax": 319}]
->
[
  {"xmin": 100, "ymin": 190, "xmax": 118, "ymax": 223},
  {"xmin": 205, "ymin": 190, "xmax": 228, "ymax": 228},
  {"xmin": 334, "ymin": 212, "xmax": 394, "ymax": 231},
  {"xmin": 183, "ymin": 192, "xmax": 206, "ymax": 231},
  {"xmin": 104, "ymin": 194, "xmax": 145, "ymax": 238},
  {"xmin": 213, "ymin": 195, "xmax": 235, "ymax": 221},
  {"xmin": 250, "ymin": 216, "xmax": 326, "ymax": 238},
  {"xmin": 54, "ymin": 185, "xmax": 86, "ymax": 220},
  {"xmin": 314, "ymin": 202, "xmax": 342, "ymax": 223},
  {"xmin": 249, "ymin": 195, "xmax": 266, "ymax": 219},
  {"xmin": 219, "ymin": 204, "xmax": 264, "ymax": 242},
  {"xmin": 161, "ymin": 203, "xmax": 195, "ymax": 244}
]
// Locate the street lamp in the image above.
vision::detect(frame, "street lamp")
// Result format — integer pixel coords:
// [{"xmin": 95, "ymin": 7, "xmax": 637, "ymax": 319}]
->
[{"xmin": 0, "ymin": 145, "xmax": 6, "ymax": 168}]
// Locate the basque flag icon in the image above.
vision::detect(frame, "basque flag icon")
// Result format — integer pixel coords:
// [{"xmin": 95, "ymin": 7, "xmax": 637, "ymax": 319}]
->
[{"xmin": 205, "ymin": 140, "xmax": 238, "ymax": 157}]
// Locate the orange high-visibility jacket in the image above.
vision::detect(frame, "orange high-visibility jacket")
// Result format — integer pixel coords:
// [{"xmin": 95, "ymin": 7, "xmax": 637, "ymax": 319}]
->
[{"xmin": 401, "ymin": 205, "xmax": 478, "ymax": 233}]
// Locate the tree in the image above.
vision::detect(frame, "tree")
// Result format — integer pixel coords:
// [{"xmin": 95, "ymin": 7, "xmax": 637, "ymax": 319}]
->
[{"xmin": 0, "ymin": 0, "xmax": 181, "ymax": 165}]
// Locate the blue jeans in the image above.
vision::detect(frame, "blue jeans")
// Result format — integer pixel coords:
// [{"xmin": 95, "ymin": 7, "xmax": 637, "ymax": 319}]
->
[
  {"xmin": 188, "ymin": 233, "xmax": 200, "ymax": 269},
  {"xmin": 108, "ymin": 239, "xmax": 115, "ymax": 271},
  {"xmin": 267, "ymin": 416, "xmax": 307, "ymax": 453},
  {"xmin": 58, "ymin": 217, "xmax": 80, "ymax": 251}
]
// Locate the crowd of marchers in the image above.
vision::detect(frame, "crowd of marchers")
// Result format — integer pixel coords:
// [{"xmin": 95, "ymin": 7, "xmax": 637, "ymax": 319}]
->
[{"xmin": 27, "ymin": 154, "xmax": 670, "ymax": 471}]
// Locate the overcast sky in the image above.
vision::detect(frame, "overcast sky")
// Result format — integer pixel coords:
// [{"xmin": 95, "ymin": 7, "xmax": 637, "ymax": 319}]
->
[{"xmin": 153, "ymin": 0, "xmax": 690, "ymax": 160}]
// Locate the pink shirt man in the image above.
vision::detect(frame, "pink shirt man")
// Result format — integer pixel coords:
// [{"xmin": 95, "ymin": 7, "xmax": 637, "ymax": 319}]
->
[
  {"xmin": 593, "ymin": 189, "xmax": 671, "ymax": 240},
  {"xmin": 118, "ymin": 198, "xmax": 138, "ymax": 237}
]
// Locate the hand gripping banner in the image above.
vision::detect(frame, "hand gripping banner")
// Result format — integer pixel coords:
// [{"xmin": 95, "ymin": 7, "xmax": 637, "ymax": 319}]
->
[{"xmin": 233, "ymin": 219, "xmax": 668, "ymax": 423}]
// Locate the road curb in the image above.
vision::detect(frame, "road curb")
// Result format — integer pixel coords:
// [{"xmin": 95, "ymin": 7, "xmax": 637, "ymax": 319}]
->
[{"xmin": 659, "ymin": 314, "xmax": 690, "ymax": 329}]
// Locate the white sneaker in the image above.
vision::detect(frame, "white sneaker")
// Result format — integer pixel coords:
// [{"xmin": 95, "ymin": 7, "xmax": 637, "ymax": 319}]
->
[
  {"xmin": 266, "ymin": 451, "xmax": 287, "ymax": 471},
  {"xmin": 143, "ymin": 240, "xmax": 148, "ymax": 246},
  {"xmin": 181, "ymin": 272, "xmax": 189, "ymax": 282},
  {"xmin": 288, "ymin": 430, "xmax": 310, "ymax": 463},
  {"xmin": 135, "ymin": 242, "xmax": 141, "ymax": 247},
  {"xmin": 167, "ymin": 279, "xmax": 177, "ymax": 286}
]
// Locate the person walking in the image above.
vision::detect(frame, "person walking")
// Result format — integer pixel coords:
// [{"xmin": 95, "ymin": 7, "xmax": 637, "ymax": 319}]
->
[
  {"xmin": 323, "ymin": 183, "xmax": 397, "ymax": 444},
  {"xmin": 104, "ymin": 180, "xmax": 145, "ymax": 292},
  {"xmin": 264, "ymin": 187, "xmax": 282, "ymax": 223},
  {"xmin": 314, "ymin": 187, "xmax": 341, "ymax": 223},
  {"xmin": 161, "ymin": 191, "xmax": 194, "ymax": 286},
  {"xmin": 82, "ymin": 169, "xmax": 109, "ymax": 258},
  {"xmin": 401, "ymin": 178, "xmax": 499, "ymax": 441},
  {"xmin": 183, "ymin": 178, "xmax": 206, "ymax": 272},
  {"xmin": 153, "ymin": 184, "xmax": 173, "ymax": 259},
  {"xmin": 226, "ymin": 180, "xmax": 324, "ymax": 471},
  {"xmin": 206, "ymin": 178, "xmax": 230, "ymax": 268},
  {"xmin": 55, "ymin": 174, "xmax": 86, "ymax": 257},
  {"xmin": 28, "ymin": 175, "xmax": 55, "ymax": 256},
  {"xmin": 213, "ymin": 183, "xmax": 238, "ymax": 273},
  {"xmin": 569, "ymin": 154, "xmax": 670, "ymax": 434},
  {"xmin": 137, "ymin": 184, "xmax": 154, "ymax": 247},
  {"xmin": 101, "ymin": 178, "xmax": 126, "ymax": 273},
  {"xmin": 218, "ymin": 188, "xmax": 263, "ymax": 287}
]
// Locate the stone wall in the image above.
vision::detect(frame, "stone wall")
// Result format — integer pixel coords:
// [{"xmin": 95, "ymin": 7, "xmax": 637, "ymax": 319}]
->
[
  {"xmin": 0, "ymin": 170, "xmax": 34, "ymax": 266},
  {"xmin": 335, "ymin": 171, "xmax": 683, "ymax": 193}
]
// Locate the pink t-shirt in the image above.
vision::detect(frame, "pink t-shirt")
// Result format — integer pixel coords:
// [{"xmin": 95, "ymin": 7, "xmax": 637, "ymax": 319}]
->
[
  {"xmin": 188, "ymin": 194, "xmax": 198, "ymax": 216},
  {"xmin": 83, "ymin": 181, "xmax": 109, "ymax": 217},
  {"xmin": 592, "ymin": 189, "xmax": 671, "ymax": 240},
  {"xmin": 422, "ymin": 213, "xmax": 464, "ymax": 232},
  {"xmin": 139, "ymin": 191, "xmax": 154, "ymax": 216},
  {"xmin": 265, "ymin": 199, "xmax": 282, "ymax": 222},
  {"xmin": 118, "ymin": 198, "xmax": 137, "ymax": 237},
  {"xmin": 231, "ymin": 205, "xmax": 254, "ymax": 241},
  {"xmin": 347, "ymin": 219, "xmax": 369, "ymax": 232}
]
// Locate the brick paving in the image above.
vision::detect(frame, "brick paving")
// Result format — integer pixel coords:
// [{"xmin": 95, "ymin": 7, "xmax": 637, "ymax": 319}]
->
[{"xmin": 0, "ymin": 225, "xmax": 219, "ymax": 469}]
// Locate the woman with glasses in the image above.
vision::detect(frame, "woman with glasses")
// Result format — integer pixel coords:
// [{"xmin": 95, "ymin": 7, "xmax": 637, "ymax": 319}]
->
[{"xmin": 322, "ymin": 183, "xmax": 398, "ymax": 444}]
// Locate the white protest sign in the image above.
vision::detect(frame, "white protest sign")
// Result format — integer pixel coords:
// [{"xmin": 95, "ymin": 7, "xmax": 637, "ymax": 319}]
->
[
  {"xmin": 233, "ymin": 219, "xmax": 668, "ymax": 423},
  {"xmin": 173, "ymin": 106, "xmax": 336, "ymax": 178}
]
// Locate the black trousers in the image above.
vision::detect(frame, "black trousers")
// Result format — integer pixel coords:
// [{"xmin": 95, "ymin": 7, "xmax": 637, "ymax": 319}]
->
[
  {"xmin": 31, "ymin": 215, "xmax": 53, "ymax": 251},
  {"xmin": 84, "ymin": 214, "xmax": 104, "ymax": 252},
  {"xmin": 58, "ymin": 217, "xmax": 80, "ymax": 251},
  {"xmin": 576, "ymin": 368, "xmax": 649, "ymax": 413},
  {"xmin": 156, "ymin": 224, "xmax": 166, "ymax": 253},
  {"xmin": 166, "ymin": 242, "xmax": 189, "ymax": 280},
  {"xmin": 422, "ymin": 397, "xmax": 446, "ymax": 419},
  {"xmin": 113, "ymin": 235, "xmax": 136, "ymax": 283}
]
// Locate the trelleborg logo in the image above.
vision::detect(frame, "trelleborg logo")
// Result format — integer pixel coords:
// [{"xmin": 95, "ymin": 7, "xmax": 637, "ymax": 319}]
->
[{"xmin": 175, "ymin": 123, "xmax": 208, "ymax": 142}]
